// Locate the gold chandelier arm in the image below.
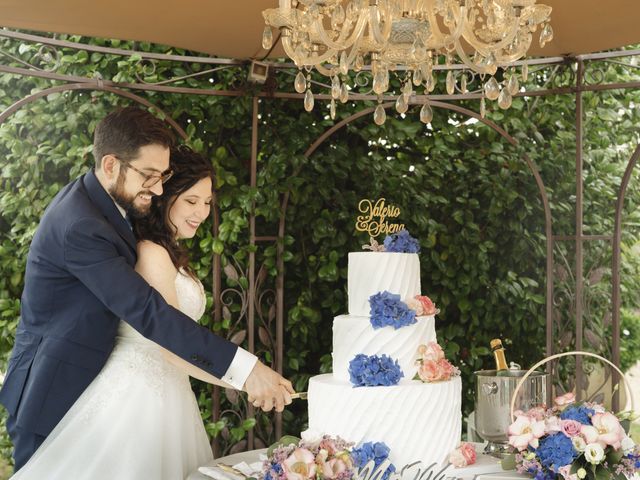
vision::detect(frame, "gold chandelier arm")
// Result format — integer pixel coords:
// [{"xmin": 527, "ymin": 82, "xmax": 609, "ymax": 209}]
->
[
  {"xmin": 494, "ymin": 35, "xmax": 533, "ymax": 66},
  {"xmin": 315, "ymin": 63, "xmax": 334, "ymax": 76},
  {"xmin": 461, "ymin": 16, "xmax": 520, "ymax": 56},
  {"xmin": 447, "ymin": 5, "xmax": 468, "ymax": 46},
  {"xmin": 454, "ymin": 39, "xmax": 495, "ymax": 74},
  {"xmin": 281, "ymin": 32, "xmax": 298, "ymax": 63},
  {"xmin": 345, "ymin": 38, "xmax": 363, "ymax": 69},
  {"xmin": 282, "ymin": 33, "xmax": 339, "ymax": 70},
  {"xmin": 368, "ymin": 4, "xmax": 392, "ymax": 45},
  {"xmin": 311, "ymin": 11, "xmax": 369, "ymax": 52},
  {"xmin": 423, "ymin": 4, "xmax": 467, "ymax": 51}
]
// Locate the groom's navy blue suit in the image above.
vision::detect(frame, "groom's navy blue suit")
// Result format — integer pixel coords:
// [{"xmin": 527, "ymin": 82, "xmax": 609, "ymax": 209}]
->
[{"xmin": 0, "ymin": 169, "xmax": 238, "ymax": 468}]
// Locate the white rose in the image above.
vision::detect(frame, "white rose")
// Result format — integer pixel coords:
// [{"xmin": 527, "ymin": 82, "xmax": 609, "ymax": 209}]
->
[
  {"xmin": 621, "ymin": 435, "xmax": 636, "ymax": 455},
  {"xmin": 300, "ymin": 429, "xmax": 323, "ymax": 445},
  {"xmin": 571, "ymin": 435, "xmax": 586, "ymax": 452},
  {"xmin": 584, "ymin": 443, "xmax": 605, "ymax": 464}
]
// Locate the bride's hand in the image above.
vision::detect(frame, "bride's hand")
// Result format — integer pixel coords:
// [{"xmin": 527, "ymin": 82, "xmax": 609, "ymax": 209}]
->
[{"xmin": 244, "ymin": 361, "xmax": 295, "ymax": 412}]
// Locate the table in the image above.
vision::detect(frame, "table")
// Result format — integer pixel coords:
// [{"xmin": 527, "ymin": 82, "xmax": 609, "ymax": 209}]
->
[
  {"xmin": 187, "ymin": 444, "xmax": 531, "ymax": 480},
  {"xmin": 188, "ymin": 449, "xmax": 268, "ymax": 480}
]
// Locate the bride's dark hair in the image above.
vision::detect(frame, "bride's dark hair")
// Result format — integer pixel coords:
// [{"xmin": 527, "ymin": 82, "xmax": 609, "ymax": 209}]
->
[{"xmin": 133, "ymin": 145, "xmax": 215, "ymax": 277}]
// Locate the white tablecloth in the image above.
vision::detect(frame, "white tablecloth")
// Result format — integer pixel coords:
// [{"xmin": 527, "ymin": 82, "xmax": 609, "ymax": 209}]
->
[{"xmin": 187, "ymin": 444, "xmax": 531, "ymax": 480}]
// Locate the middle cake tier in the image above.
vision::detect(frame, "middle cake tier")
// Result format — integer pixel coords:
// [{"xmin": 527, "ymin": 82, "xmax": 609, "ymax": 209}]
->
[{"xmin": 332, "ymin": 314, "xmax": 436, "ymax": 382}]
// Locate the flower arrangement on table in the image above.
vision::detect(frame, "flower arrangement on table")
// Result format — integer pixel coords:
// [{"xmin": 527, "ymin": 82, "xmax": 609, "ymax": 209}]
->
[
  {"xmin": 261, "ymin": 436, "xmax": 395, "ymax": 480},
  {"xmin": 413, "ymin": 341, "xmax": 460, "ymax": 383},
  {"xmin": 507, "ymin": 392, "xmax": 640, "ymax": 480}
]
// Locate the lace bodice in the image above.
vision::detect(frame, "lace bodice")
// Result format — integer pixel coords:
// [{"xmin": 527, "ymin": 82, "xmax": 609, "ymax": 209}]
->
[
  {"xmin": 117, "ymin": 269, "xmax": 205, "ymax": 341},
  {"xmin": 78, "ymin": 270, "xmax": 206, "ymax": 423}
]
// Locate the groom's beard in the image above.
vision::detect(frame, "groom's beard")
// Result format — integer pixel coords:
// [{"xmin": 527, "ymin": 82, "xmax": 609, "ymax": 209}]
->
[{"xmin": 108, "ymin": 169, "xmax": 153, "ymax": 220}]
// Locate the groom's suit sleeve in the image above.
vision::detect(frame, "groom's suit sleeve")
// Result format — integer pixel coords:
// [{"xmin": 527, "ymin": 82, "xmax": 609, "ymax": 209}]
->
[{"xmin": 63, "ymin": 215, "xmax": 256, "ymax": 389}]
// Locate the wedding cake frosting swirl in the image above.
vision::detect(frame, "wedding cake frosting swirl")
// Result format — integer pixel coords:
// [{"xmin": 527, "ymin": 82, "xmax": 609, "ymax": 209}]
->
[
  {"xmin": 348, "ymin": 252, "xmax": 420, "ymax": 316},
  {"xmin": 332, "ymin": 314, "xmax": 436, "ymax": 382}
]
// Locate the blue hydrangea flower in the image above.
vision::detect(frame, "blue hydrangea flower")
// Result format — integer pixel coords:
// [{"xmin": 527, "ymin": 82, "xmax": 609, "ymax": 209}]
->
[
  {"xmin": 625, "ymin": 453, "xmax": 640, "ymax": 469},
  {"xmin": 348, "ymin": 354, "xmax": 404, "ymax": 387},
  {"xmin": 383, "ymin": 230, "xmax": 420, "ymax": 253},
  {"xmin": 533, "ymin": 471, "xmax": 555, "ymax": 480},
  {"xmin": 535, "ymin": 433, "xmax": 578, "ymax": 473},
  {"xmin": 352, "ymin": 442, "xmax": 396, "ymax": 480},
  {"xmin": 369, "ymin": 291, "xmax": 417, "ymax": 330},
  {"xmin": 559, "ymin": 405, "xmax": 594, "ymax": 425}
]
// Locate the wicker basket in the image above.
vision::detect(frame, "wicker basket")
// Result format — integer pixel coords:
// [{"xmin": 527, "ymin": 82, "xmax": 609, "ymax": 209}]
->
[{"xmin": 509, "ymin": 350, "xmax": 636, "ymax": 420}]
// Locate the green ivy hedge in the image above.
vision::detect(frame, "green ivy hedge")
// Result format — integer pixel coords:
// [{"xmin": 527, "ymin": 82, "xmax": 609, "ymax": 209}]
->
[{"xmin": 0, "ymin": 32, "xmax": 639, "ymax": 465}]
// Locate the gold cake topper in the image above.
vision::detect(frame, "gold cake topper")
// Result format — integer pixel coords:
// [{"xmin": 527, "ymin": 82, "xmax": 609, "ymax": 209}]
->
[{"xmin": 355, "ymin": 198, "xmax": 405, "ymax": 237}]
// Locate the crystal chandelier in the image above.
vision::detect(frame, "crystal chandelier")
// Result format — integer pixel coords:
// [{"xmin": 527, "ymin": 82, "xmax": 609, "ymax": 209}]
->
[{"xmin": 262, "ymin": 0, "xmax": 552, "ymax": 125}]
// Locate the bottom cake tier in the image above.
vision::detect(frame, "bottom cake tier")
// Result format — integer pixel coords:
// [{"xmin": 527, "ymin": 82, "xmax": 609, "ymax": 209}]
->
[{"xmin": 306, "ymin": 374, "xmax": 462, "ymax": 469}]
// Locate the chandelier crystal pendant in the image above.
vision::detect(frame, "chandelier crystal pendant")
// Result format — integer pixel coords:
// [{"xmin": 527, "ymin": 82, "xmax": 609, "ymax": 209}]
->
[{"xmin": 263, "ymin": 0, "xmax": 552, "ymax": 124}]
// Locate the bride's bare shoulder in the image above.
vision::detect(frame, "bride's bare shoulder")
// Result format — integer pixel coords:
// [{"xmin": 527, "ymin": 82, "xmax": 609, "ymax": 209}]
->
[{"xmin": 136, "ymin": 240, "xmax": 177, "ymax": 276}]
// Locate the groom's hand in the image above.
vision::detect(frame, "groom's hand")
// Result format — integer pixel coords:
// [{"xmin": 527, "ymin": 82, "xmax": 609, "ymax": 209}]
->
[{"xmin": 244, "ymin": 361, "xmax": 295, "ymax": 413}]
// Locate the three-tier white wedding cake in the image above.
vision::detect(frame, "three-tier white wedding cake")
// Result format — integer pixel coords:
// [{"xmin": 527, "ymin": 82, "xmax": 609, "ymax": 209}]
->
[{"xmin": 305, "ymin": 249, "xmax": 462, "ymax": 469}]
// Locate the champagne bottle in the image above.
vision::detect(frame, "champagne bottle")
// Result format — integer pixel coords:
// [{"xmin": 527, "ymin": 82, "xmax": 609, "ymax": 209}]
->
[{"xmin": 491, "ymin": 338, "xmax": 510, "ymax": 376}]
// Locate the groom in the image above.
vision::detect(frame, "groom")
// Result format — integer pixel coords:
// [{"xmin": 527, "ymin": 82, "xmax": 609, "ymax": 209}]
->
[{"xmin": 0, "ymin": 107, "xmax": 294, "ymax": 470}]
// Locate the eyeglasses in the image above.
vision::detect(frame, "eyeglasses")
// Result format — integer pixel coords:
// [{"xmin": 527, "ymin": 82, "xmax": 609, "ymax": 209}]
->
[{"xmin": 114, "ymin": 156, "xmax": 174, "ymax": 188}]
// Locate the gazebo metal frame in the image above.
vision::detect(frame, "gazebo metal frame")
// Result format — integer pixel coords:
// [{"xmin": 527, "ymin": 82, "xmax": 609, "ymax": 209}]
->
[{"xmin": 0, "ymin": 28, "xmax": 638, "ymax": 455}]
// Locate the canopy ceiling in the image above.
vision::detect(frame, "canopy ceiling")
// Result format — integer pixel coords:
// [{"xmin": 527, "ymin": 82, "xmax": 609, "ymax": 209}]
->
[{"xmin": 0, "ymin": 0, "xmax": 639, "ymax": 61}]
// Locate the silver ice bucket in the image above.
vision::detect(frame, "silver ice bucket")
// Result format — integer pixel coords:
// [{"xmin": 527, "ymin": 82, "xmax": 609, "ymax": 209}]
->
[{"xmin": 474, "ymin": 369, "xmax": 548, "ymax": 457}]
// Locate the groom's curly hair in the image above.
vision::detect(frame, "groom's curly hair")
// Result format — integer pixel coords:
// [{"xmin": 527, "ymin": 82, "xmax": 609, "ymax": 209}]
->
[
  {"xmin": 93, "ymin": 107, "xmax": 174, "ymax": 167},
  {"xmin": 133, "ymin": 145, "xmax": 215, "ymax": 277}
]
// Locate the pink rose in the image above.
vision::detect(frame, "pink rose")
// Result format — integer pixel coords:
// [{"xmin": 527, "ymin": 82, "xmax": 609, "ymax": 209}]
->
[
  {"xmin": 448, "ymin": 449, "xmax": 466, "ymax": 468},
  {"xmin": 318, "ymin": 438, "xmax": 338, "ymax": 455},
  {"xmin": 437, "ymin": 358, "xmax": 454, "ymax": 380},
  {"xmin": 418, "ymin": 359, "xmax": 443, "ymax": 382},
  {"xmin": 554, "ymin": 392, "xmax": 576, "ymax": 408},
  {"xmin": 560, "ymin": 419, "xmax": 583, "ymax": 438},
  {"xmin": 405, "ymin": 298, "xmax": 424, "ymax": 315},
  {"xmin": 415, "ymin": 295, "xmax": 437, "ymax": 316},
  {"xmin": 545, "ymin": 415, "xmax": 562, "ymax": 434},
  {"xmin": 318, "ymin": 458, "xmax": 349, "ymax": 479},
  {"xmin": 459, "ymin": 442, "xmax": 476, "ymax": 465},
  {"xmin": 527, "ymin": 406, "xmax": 547, "ymax": 421},
  {"xmin": 418, "ymin": 342, "xmax": 445, "ymax": 362},
  {"xmin": 448, "ymin": 443, "xmax": 477, "ymax": 468},
  {"xmin": 283, "ymin": 448, "xmax": 317, "ymax": 480}
]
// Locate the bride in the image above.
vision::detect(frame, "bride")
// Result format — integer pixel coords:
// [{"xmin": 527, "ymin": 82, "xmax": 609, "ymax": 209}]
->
[{"xmin": 11, "ymin": 146, "xmax": 240, "ymax": 479}]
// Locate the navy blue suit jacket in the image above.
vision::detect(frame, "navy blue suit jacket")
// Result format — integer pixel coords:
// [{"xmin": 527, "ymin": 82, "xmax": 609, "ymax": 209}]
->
[{"xmin": 0, "ymin": 169, "xmax": 238, "ymax": 437}]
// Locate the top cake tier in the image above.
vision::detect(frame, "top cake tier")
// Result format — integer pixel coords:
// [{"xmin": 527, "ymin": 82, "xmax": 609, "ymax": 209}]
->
[{"xmin": 348, "ymin": 252, "xmax": 421, "ymax": 316}]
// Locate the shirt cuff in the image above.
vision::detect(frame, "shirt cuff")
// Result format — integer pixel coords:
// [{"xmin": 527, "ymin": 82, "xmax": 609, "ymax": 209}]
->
[{"xmin": 221, "ymin": 347, "xmax": 258, "ymax": 390}]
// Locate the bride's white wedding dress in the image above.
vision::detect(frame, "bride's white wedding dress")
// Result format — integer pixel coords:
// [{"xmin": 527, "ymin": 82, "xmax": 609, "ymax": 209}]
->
[{"xmin": 11, "ymin": 271, "xmax": 214, "ymax": 479}]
